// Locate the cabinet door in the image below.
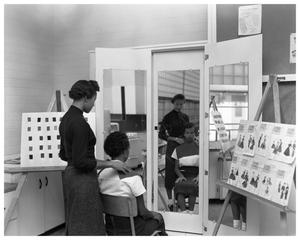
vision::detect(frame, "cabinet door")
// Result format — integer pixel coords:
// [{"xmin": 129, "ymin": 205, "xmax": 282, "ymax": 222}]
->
[
  {"xmin": 44, "ymin": 172, "xmax": 65, "ymax": 231},
  {"xmin": 18, "ymin": 173, "xmax": 44, "ymax": 235}
]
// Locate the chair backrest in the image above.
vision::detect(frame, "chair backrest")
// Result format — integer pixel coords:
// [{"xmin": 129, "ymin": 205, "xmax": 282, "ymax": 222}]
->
[{"xmin": 100, "ymin": 194, "xmax": 138, "ymax": 217}]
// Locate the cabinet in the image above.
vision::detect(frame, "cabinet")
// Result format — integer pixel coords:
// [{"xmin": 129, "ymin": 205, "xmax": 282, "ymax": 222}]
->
[{"xmin": 7, "ymin": 171, "xmax": 65, "ymax": 235}]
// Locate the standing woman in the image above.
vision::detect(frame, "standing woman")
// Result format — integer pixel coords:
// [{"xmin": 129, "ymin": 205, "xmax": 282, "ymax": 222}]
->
[
  {"xmin": 59, "ymin": 80, "xmax": 130, "ymax": 235},
  {"xmin": 159, "ymin": 94, "xmax": 189, "ymax": 210}
]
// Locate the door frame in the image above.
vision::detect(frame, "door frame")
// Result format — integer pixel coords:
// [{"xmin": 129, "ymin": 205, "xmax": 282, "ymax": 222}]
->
[{"xmin": 133, "ymin": 42, "xmax": 208, "ymax": 234}]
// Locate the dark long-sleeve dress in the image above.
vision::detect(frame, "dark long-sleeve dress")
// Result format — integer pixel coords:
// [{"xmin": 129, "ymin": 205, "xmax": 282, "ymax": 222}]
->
[
  {"xmin": 159, "ymin": 109, "xmax": 189, "ymax": 191},
  {"xmin": 59, "ymin": 105, "xmax": 105, "ymax": 235}
]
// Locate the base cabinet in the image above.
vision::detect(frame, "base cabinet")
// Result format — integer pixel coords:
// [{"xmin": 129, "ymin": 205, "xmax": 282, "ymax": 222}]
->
[{"xmin": 5, "ymin": 171, "xmax": 65, "ymax": 236}]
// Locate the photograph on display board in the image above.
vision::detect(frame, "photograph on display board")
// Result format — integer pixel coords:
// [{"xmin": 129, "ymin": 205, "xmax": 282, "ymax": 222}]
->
[
  {"xmin": 243, "ymin": 122, "xmax": 258, "ymax": 156},
  {"xmin": 271, "ymin": 163, "xmax": 295, "ymax": 206},
  {"xmin": 255, "ymin": 123, "xmax": 272, "ymax": 158},
  {"xmin": 269, "ymin": 125, "xmax": 296, "ymax": 164},
  {"xmin": 275, "ymin": 126, "xmax": 296, "ymax": 164},
  {"xmin": 248, "ymin": 161, "xmax": 261, "ymax": 195},
  {"xmin": 258, "ymin": 163, "xmax": 276, "ymax": 200},
  {"xmin": 227, "ymin": 154, "xmax": 241, "ymax": 186},
  {"xmin": 236, "ymin": 157, "xmax": 251, "ymax": 190},
  {"xmin": 235, "ymin": 121, "xmax": 248, "ymax": 155}
]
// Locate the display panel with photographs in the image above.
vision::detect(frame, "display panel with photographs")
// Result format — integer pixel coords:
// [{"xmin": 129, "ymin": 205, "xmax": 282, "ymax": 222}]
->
[{"xmin": 227, "ymin": 120, "xmax": 296, "ymax": 207}]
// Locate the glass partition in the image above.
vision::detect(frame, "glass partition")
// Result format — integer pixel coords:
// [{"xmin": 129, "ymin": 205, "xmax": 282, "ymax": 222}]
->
[{"xmin": 208, "ymin": 62, "xmax": 249, "ymax": 227}]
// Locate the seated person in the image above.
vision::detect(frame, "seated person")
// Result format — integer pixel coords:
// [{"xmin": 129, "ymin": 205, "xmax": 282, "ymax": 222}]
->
[
  {"xmin": 172, "ymin": 123, "xmax": 199, "ymax": 213},
  {"xmin": 98, "ymin": 132, "xmax": 167, "ymax": 236}
]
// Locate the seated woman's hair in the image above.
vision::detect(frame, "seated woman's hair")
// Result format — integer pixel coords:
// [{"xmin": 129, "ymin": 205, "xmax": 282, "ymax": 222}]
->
[
  {"xmin": 104, "ymin": 132, "xmax": 129, "ymax": 159},
  {"xmin": 184, "ymin": 122, "xmax": 194, "ymax": 130},
  {"xmin": 69, "ymin": 80, "xmax": 99, "ymax": 100},
  {"xmin": 171, "ymin": 94, "xmax": 185, "ymax": 103}
]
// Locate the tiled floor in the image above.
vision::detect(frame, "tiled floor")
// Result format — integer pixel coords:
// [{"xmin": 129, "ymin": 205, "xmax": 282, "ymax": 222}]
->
[{"xmin": 45, "ymin": 201, "xmax": 232, "ymax": 236}]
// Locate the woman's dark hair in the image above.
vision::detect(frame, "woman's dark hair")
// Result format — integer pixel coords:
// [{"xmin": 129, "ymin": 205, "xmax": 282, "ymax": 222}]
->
[
  {"xmin": 104, "ymin": 132, "xmax": 129, "ymax": 159},
  {"xmin": 184, "ymin": 122, "xmax": 194, "ymax": 130},
  {"xmin": 69, "ymin": 80, "xmax": 99, "ymax": 100},
  {"xmin": 171, "ymin": 94, "xmax": 185, "ymax": 104}
]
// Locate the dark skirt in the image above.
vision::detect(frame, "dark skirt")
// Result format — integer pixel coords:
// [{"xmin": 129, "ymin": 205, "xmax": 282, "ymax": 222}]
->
[
  {"xmin": 105, "ymin": 211, "xmax": 166, "ymax": 236},
  {"xmin": 174, "ymin": 166, "xmax": 199, "ymax": 198},
  {"xmin": 165, "ymin": 140, "xmax": 180, "ymax": 190},
  {"xmin": 63, "ymin": 165, "xmax": 106, "ymax": 235}
]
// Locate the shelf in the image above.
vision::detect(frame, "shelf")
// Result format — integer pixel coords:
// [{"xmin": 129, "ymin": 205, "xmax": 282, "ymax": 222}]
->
[{"xmin": 217, "ymin": 180, "xmax": 295, "ymax": 213}]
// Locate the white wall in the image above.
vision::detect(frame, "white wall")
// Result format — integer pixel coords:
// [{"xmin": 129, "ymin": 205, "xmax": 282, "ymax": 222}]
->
[
  {"xmin": 4, "ymin": 5, "xmax": 55, "ymax": 156},
  {"xmin": 4, "ymin": 4, "xmax": 208, "ymax": 157},
  {"xmin": 52, "ymin": 4, "xmax": 208, "ymax": 106}
]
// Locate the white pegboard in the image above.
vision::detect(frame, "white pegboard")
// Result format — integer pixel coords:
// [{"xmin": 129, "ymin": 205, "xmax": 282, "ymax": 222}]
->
[{"xmin": 21, "ymin": 112, "xmax": 96, "ymax": 167}]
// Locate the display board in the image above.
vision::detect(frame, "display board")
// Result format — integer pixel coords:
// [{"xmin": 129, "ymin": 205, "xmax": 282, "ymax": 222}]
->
[
  {"xmin": 227, "ymin": 120, "xmax": 296, "ymax": 206},
  {"xmin": 21, "ymin": 112, "xmax": 96, "ymax": 167}
]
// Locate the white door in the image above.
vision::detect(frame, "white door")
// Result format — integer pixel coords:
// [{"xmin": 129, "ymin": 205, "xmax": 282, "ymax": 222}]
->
[
  {"xmin": 204, "ymin": 35, "xmax": 262, "ymax": 235},
  {"xmin": 152, "ymin": 50, "xmax": 205, "ymax": 234},
  {"xmin": 44, "ymin": 172, "xmax": 65, "ymax": 231},
  {"xmin": 94, "ymin": 48, "xmax": 153, "ymax": 208}
]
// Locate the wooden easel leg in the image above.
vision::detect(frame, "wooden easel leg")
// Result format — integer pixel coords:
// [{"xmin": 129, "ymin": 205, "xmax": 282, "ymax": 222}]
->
[{"xmin": 212, "ymin": 190, "xmax": 233, "ymax": 236}]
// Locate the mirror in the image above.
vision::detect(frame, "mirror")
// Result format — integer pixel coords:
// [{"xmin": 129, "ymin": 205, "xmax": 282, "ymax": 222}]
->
[
  {"xmin": 208, "ymin": 63, "xmax": 249, "ymax": 227},
  {"xmin": 157, "ymin": 70, "xmax": 200, "ymax": 214},
  {"xmin": 103, "ymin": 69, "xmax": 147, "ymax": 175}
]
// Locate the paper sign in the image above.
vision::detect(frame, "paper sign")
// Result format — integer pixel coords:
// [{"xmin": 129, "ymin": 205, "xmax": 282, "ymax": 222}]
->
[
  {"xmin": 290, "ymin": 33, "xmax": 296, "ymax": 63},
  {"xmin": 239, "ymin": 5, "xmax": 262, "ymax": 36},
  {"xmin": 211, "ymin": 110, "xmax": 231, "ymax": 152}
]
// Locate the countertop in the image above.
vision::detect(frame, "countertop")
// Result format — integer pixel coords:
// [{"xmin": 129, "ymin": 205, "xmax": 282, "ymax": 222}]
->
[{"xmin": 4, "ymin": 164, "xmax": 66, "ymax": 173}]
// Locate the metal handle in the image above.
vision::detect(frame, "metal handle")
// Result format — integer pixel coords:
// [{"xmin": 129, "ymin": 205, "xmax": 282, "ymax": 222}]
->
[
  {"xmin": 39, "ymin": 179, "xmax": 42, "ymax": 189},
  {"xmin": 45, "ymin": 176, "xmax": 48, "ymax": 186}
]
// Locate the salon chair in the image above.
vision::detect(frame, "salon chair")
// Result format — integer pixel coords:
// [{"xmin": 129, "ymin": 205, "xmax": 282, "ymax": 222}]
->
[{"xmin": 100, "ymin": 194, "xmax": 161, "ymax": 236}]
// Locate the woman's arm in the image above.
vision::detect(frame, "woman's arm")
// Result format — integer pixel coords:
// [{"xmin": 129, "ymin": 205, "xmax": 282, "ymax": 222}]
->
[
  {"xmin": 158, "ymin": 119, "xmax": 168, "ymax": 141},
  {"xmin": 96, "ymin": 159, "xmax": 131, "ymax": 173},
  {"xmin": 174, "ymin": 159, "xmax": 184, "ymax": 178},
  {"xmin": 71, "ymin": 121, "xmax": 97, "ymax": 172}
]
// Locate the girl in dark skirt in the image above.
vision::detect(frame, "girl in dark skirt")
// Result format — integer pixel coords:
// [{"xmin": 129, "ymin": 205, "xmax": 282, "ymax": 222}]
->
[
  {"xmin": 98, "ymin": 132, "xmax": 167, "ymax": 236},
  {"xmin": 158, "ymin": 94, "xmax": 189, "ymax": 210},
  {"xmin": 59, "ymin": 80, "xmax": 130, "ymax": 235},
  {"xmin": 172, "ymin": 123, "xmax": 199, "ymax": 213}
]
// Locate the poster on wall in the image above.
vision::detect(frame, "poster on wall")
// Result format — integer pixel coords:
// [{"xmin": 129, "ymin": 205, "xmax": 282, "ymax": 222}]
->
[
  {"xmin": 228, "ymin": 120, "xmax": 296, "ymax": 207},
  {"xmin": 238, "ymin": 5, "xmax": 262, "ymax": 36},
  {"xmin": 290, "ymin": 33, "xmax": 296, "ymax": 63}
]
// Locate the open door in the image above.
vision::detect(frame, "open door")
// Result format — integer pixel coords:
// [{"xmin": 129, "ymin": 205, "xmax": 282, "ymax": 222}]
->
[
  {"xmin": 94, "ymin": 48, "xmax": 153, "ymax": 209},
  {"xmin": 203, "ymin": 35, "xmax": 262, "ymax": 235}
]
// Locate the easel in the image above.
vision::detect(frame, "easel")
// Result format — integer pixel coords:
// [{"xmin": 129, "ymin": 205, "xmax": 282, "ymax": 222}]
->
[
  {"xmin": 47, "ymin": 90, "xmax": 68, "ymax": 112},
  {"xmin": 212, "ymin": 74, "xmax": 295, "ymax": 235}
]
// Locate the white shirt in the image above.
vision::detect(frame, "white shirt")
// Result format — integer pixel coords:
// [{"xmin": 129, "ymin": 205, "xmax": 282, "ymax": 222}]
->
[
  {"xmin": 98, "ymin": 160, "xmax": 146, "ymax": 197},
  {"xmin": 171, "ymin": 149, "xmax": 199, "ymax": 167}
]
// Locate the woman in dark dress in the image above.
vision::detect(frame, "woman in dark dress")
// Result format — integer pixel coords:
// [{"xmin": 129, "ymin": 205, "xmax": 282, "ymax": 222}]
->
[
  {"xmin": 158, "ymin": 94, "xmax": 189, "ymax": 210},
  {"xmin": 59, "ymin": 80, "xmax": 131, "ymax": 235}
]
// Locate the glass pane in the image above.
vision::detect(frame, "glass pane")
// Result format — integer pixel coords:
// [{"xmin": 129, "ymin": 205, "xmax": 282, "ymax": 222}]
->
[
  {"xmin": 157, "ymin": 70, "xmax": 200, "ymax": 215},
  {"xmin": 208, "ymin": 63, "xmax": 249, "ymax": 228},
  {"xmin": 103, "ymin": 69, "xmax": 147, "ymax": 182}
]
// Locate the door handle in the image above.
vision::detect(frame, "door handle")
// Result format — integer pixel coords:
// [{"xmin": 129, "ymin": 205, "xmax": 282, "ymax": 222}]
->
[
  {"xmin": 39, "ymin": 179, "xmax": 42, "ymax": 189},
  {"xmin": 45, "ymin": 176, "xmax": 48, "ymax": 187}
]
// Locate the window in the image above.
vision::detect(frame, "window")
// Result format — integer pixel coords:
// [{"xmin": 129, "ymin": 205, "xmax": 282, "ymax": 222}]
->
[{"xmin": 209, "ymin": 63, "xmax": 249, "ymax": 142}]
